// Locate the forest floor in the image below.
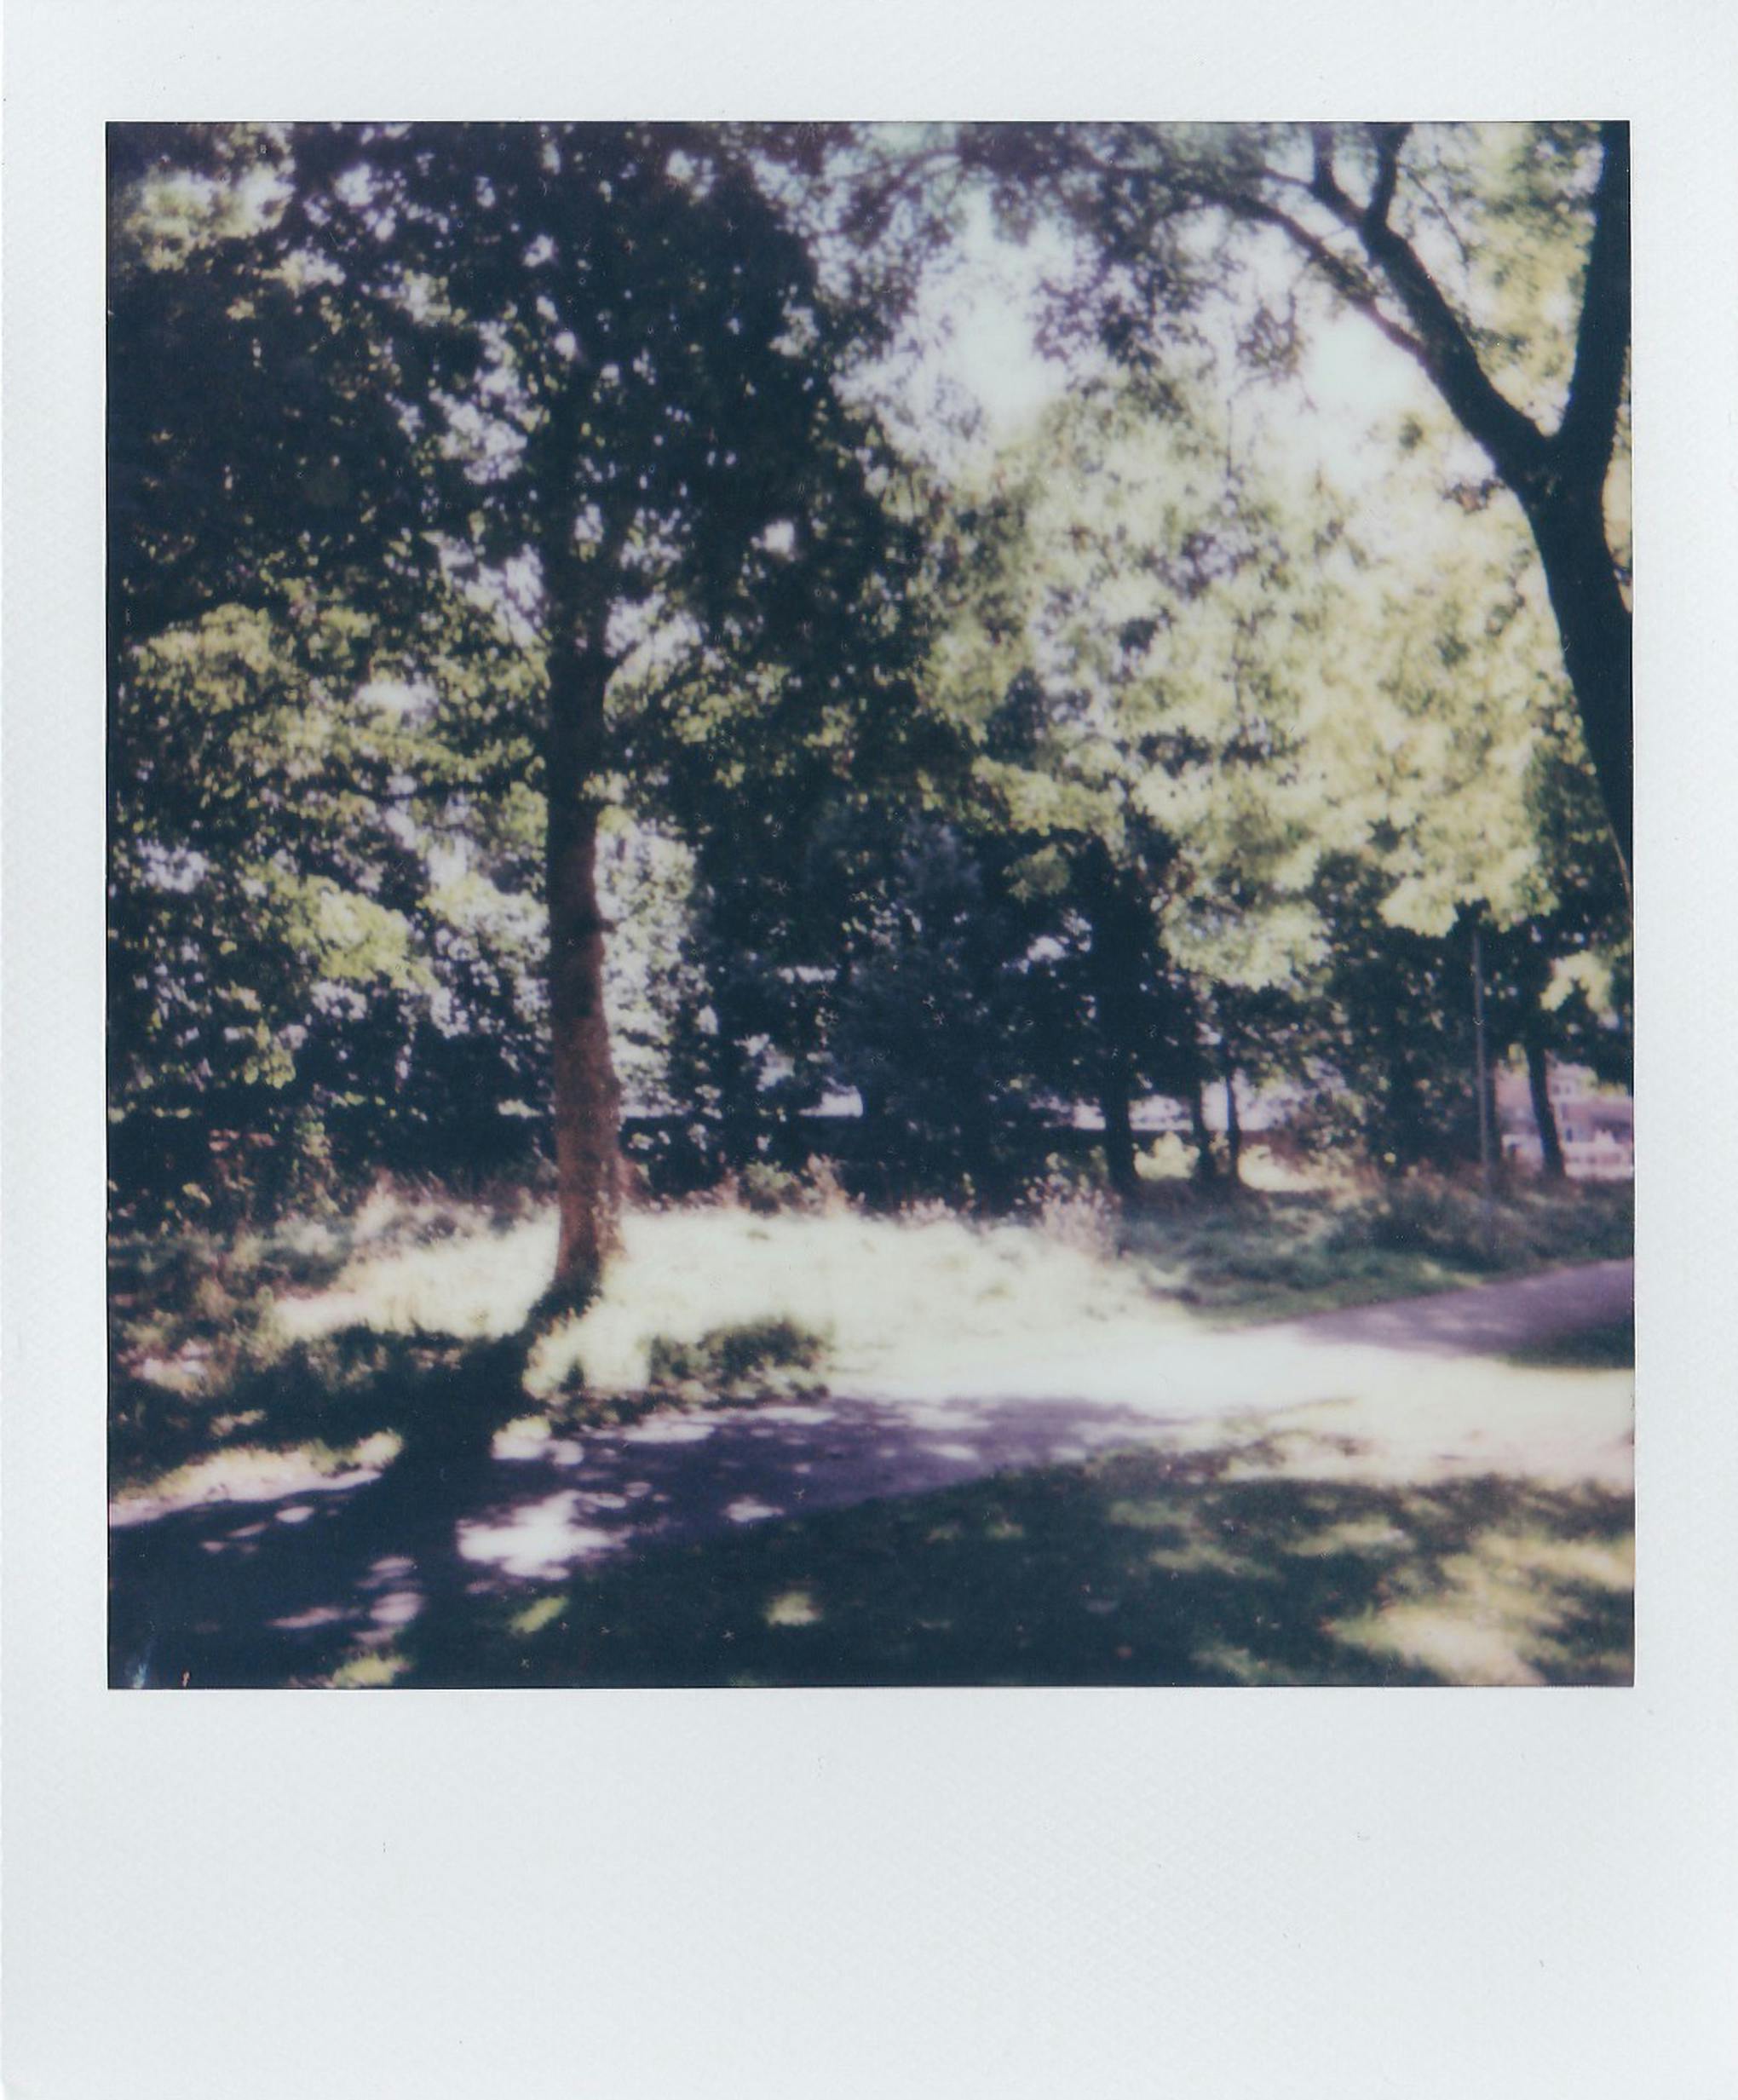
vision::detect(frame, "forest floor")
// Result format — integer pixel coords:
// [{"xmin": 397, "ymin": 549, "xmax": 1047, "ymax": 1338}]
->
[{"xmin": 108, "ymin": 1173, "xmax": 1634, "ymax": 1689}]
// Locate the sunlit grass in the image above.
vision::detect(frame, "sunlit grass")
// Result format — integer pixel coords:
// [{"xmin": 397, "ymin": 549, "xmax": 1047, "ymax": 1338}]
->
[
  {"xmin": 328, "ymin": 1648, "xmax": 411, "ymax": 1689},
  {"xmin": 268, "ymin": 1200, "xmax": 1208, "ymax": 1397},
  {"xmin": 763, "ymin": 1587, "xmax": 824, "ymax": 1628},
  {"xmin": 1331, "ymin": 1517, "xmax": 1635, "ymax": 1686},
  {"xmin": 109, "ymin": 1177, "xmax": 1632, "ymax": 1524},
  {"xmin": 249, "ymin": 1175, "xmax": 1631, "ymax": 1402},
  {"xmin": 110, "ymin": 1430, "xmax": 403, "ymax": 1518},
  {"xmin": 122, "ymin": 1172, "xmax": 1631, "ymax": 1407}
]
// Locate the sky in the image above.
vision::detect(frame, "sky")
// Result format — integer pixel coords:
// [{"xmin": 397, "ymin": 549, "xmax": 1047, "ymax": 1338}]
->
[{"xmin": 899, "ymin": 171, "xmax": 1469, "ymax": 499}]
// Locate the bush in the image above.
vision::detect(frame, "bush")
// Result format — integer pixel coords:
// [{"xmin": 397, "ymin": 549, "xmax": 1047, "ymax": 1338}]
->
[
  {"xmin": 1326, "ymin": 1182, "xmax": 1500, "ymax": 1269},
  {"xmin": 731, "ymin": 1156, "xmax": 856, "ymax": 1217},
  {"xmin": 739, "ymin": 1161, "xmax": 806, "ymax": 1216},
  {"xmin": 1323, "ymin": 1177, "xmax": 1636, "ymax": 1275},
  {"xmin": 645, "ymin": 1316, "xmax": 829, "ymax": 1400}
]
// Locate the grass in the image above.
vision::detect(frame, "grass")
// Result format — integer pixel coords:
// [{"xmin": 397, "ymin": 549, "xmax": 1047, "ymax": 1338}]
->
[
  {"xmin": 108, "ymin": 1171, "xmax": 1632, "ymax": 1500},
  {"xmin": 106, "ymin": 1171, "xmax": 1632, "ymax": 1690},
  {"xmin": 357, "ymin": 1447, "xmax": 1632, "ymax": 1689},
  {"xmin": 644, "ymin": 1316, "xmax": 830, "ymax": 1400},
  {"xmin": 1114, "ymin": 1177, "xmax": 1633, "ymax": 1325}
]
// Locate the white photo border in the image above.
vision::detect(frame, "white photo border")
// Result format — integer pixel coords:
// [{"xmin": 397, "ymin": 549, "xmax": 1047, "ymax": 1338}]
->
[{"xmin": 5, "ymin": 4, "xmax": 1735, "ymax": 2093}]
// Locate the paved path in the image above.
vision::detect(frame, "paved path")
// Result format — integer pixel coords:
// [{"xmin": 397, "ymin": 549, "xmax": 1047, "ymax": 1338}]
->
[
  {"xmin": 109, "ymin": 1259, "xmax": 1633, "ymax": 1684},
  {"xmin": 1269, "ymin": 1257, "xmax": 1632, "ymax": 1359}
]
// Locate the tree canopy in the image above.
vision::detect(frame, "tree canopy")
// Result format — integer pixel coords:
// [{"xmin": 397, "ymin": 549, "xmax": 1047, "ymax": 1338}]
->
[
  {"xmin": 108, "ymin": 120, "xmax": 1632, "ymax": 1266},
  {"xmin": 929, "ymin": 122, "xmax": 1632, "ymax": 879}
]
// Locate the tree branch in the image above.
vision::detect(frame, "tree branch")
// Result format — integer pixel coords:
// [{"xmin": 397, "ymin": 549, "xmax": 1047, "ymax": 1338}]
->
[
  {"xmin": 1309, "ymin": 124, "xmax": 1553, "ymax": 490},
  {"xmin": 1361, "ymin": 123, "xmax": 1411, "ymax": 237},
  {"xmin": 1214, "ymin": 186, "xmax": 1427, "ymax": 364}
]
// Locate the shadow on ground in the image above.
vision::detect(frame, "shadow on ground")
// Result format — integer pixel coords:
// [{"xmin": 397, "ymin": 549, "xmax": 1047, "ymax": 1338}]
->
[{"xmin": 110, "ymin": 1326, "xmax": 1632, "ymax": 1690}]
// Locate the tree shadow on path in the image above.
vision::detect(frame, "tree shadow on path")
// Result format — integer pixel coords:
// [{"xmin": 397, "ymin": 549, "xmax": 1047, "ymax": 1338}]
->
[{"xmin": 110, "ymin": 1326, "xmax": 1633, "ymax": 1689}]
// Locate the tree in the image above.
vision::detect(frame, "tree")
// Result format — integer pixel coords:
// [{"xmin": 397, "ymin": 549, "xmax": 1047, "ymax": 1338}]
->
[
  {"xmin": 109, "ymin": 134, "xmax": 548, "ymax": 1223},
  {"xmin": 1298, "ymin": 450, "xmax": 1632, "ymax": 1178},
  {"xmin": 825, "ymin": 813, "xmax": 1046, "ymax": 1203},
  {"xmin": 926, "ymin": 383, "xmax": 1346, "ymax": 1193},
  {"xmin": 941, "ymin": 122, "xmax": 1632, "ymax": 882},
  {"xmin": 124, "ymin": 124, "xmax": 928, "ymax": 1302}
]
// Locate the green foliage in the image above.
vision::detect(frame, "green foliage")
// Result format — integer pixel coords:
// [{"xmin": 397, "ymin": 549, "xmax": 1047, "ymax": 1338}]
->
[
  {"xmin": 947, "ymin": 120, "xmax": 1632, "ymax": 866},
  {"xmin": 1116, "ymin": 1179, "xmax": 1632, "ymax": 1321},
  {"xmin": 106, "ymin": 590, "xmax": 551, "ymax": 1225},
  {"xmin": 108, "ymin": 122, "xmax": 1632, "ymax": 1234},
  {"xmin": 644, "ymin": 1317, "xmax": 829, "ymax": 1398},
  {"xmin": 826, "ymin": 816, "xmax": 1047, "ymax": 1203}
]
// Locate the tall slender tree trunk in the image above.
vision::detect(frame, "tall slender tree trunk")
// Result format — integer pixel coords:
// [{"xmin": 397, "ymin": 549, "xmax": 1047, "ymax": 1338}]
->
[
  {"xmin": 1188, "ymin": 1071, "xmax": 1217, "ymax": 1188},
  {"xmin": 544, "ymin": 642, "xmax": 623, "ymax": 1306},
  {"xmin": 1100, "ymin": 1075, "xmax": 1140, "ymax": 1201},
  {"xmin": 1523, "ymin": 1030, "xmax": 1567, "ymax": 1182},
  {"xmin": 1223, "ymin": 1067, "xmax": 1243, "ymax": 1187},
  {"xmin": 1081, "ymin": 846, "xmax": 1145, "ymax": 1202}
]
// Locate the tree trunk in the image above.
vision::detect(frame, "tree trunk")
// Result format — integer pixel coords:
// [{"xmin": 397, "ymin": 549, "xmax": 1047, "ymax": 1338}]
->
[
  {"xmin": 1304, "ymin": 121, "xmax": 1632, "ymax": 885},
  {"xmin": 1080, "ymin": 846, "xmax": 1145, "ymax": 1202},
  {"xmin": 1100, "ymin": 1076, "xmax": 1140, "ymax": 1200},
  {"xmin": 1223, "ymin": 1067, "xmax": 1243, "ymax": 1187},
  {"xmin": 1483, "ymin": 1062, "xmax": 1505, "ymax": 1191},
  {"xmin": 1523, "ymin": 1031, "xmax": 1567, "ymax": 1182},
  {"xmin": 1188, "ymin": 1072, "xmax": 1217, "ymax": 1187},
  {"xmin": 544, "ymin": 647, "xmax": 622, "ymax": 1307},
  {"xmin": 1517, "ymin": 478, "xmax": 1632, "ymax": 883}
]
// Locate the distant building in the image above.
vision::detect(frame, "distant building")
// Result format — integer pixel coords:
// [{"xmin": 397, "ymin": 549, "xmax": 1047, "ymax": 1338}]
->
[{"xmin": 1495, "ymin": 1061, "xmax": 1633, "ymax": 1181}]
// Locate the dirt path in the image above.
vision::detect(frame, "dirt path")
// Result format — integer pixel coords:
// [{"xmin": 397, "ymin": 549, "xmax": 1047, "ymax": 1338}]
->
[{"xmin": 109, "ymin": 1258, "xmax": 1635, "ymax": 1683}]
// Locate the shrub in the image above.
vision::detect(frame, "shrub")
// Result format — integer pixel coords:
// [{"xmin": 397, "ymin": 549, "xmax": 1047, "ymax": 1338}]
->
[
  {"xmin": 740, "ymin": 1161, "xmax": 806, "ymax": 1216},
  {"xmin": 1327, "ymin": 1180, "xmax": 1522, "ymax": 1272},
  {"xmin": 645, "ymin": 1316, "xmax": 829, "ymax": 1400}
]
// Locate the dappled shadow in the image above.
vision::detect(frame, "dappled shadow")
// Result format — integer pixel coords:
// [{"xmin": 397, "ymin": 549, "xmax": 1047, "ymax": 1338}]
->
[
  {"xmin": 110, "ymin": 1331, "xmax": 528, "ymax": 1687},
  {"xmin": 110, "ymin": 1335, "xmax": 1633, "ymax": 1688},
  {"xmin": 109, "ymin": 1366, "xmax": 1207, "ymax": 1686},
  {"xmin": 406, "ymin": 1454, "xmax": 1633, "ymax": 1690}
]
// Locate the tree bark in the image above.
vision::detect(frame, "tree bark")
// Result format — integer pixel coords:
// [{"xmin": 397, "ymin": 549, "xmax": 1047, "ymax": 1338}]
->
[
  {"xmin": 1523, "ymin": 1031, "xmax": 1567, "ymax": 1182},
  {"xmin": 1515, "ymin": 475, "xmax": 1632, "ymax": 878},
  {"xmin": 1187, "ymin": 1071, "xmax": 1217, "ymax": 1187},
  {"xmin": 1100, "ymin": 1076, "xmax": 1140, "ymax": 1200},
  {"xmin": 1483, "ymin": 1062, "xmax": 1505, "ymax": 1192},
  {"xmin": 544, "ymin": 643, "xmax": 623, "ymax": 1306},
  {"xmin": 1079, "ymin": 845, "xmax": 1146, "ymax": 1201}
]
